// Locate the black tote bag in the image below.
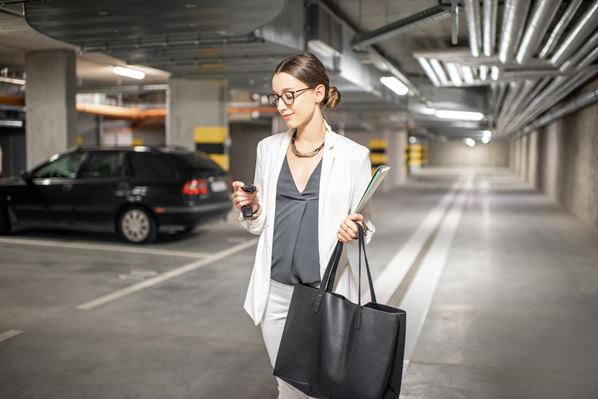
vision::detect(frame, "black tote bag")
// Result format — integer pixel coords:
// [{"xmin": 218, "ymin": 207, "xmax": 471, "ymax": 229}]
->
[{"xmin": 273, "ymin": 224, "xmax": 407, "ymax": 399}]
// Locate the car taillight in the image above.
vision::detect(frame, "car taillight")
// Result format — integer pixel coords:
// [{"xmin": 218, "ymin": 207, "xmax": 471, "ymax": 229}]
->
[{"xmin": 183, "ymin": 179, "xmax": 209, "ymax": 195}]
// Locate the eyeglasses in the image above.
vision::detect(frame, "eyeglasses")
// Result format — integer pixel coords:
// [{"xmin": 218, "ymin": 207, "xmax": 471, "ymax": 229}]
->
[{"xmin": 267, "ymin": 86, "xmax": 314, "ymax": 106}]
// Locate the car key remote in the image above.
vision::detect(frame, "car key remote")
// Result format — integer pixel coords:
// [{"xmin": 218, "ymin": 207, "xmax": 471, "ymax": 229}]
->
[{"xmin": 241, "ymin": 183, "xmax": 257, "ymax": 219}]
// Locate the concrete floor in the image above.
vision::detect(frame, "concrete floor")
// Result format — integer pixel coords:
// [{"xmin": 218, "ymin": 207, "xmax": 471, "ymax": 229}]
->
[{"xmin": 0, "ymin": 167, "xmax": 597, "ymax": 398}]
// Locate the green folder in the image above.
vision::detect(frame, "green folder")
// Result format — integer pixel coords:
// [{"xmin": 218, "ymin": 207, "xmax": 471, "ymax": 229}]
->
[{"xmin": 353, "ymin": 165, "xmax": 391, "ymax": 214}]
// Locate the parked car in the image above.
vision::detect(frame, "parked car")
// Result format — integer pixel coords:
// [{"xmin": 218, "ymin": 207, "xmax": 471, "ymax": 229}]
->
[{"xmin": 0, "ymin": 146, "xmax": 232, "ymax": 243}]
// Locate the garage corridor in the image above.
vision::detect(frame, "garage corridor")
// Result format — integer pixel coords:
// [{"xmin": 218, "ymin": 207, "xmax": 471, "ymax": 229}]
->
[{"xmin": 2, "ymin": 166, "xmax": 597, "ymax": 398}]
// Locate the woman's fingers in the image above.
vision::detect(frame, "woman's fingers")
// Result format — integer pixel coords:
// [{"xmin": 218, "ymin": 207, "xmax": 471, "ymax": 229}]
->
[
  {"xmin": 231, "ymin": 181, "xmax": 260, "ymax": 210},
  {"xmin": 342, "ymin": 220, "xmax": 358, "ymax": 236}
]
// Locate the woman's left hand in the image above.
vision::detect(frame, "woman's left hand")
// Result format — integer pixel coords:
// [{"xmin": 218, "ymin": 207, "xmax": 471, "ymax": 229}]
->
[{"xmin": 337, "ymin": 213, "xmax": 363, "ymax": 243}]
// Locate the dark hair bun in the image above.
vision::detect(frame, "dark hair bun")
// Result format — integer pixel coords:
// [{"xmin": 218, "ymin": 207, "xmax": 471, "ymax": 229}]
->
[{"xmin": 325, "ymin": 86, "xmax": 341, "ymax": 109}]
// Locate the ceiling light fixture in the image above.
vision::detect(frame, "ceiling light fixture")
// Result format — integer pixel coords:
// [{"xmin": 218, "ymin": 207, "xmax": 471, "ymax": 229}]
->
[
  {"xmin": 445, "ymin": 63, "xmax": 462, "ymax": 86},
  {"xmin": 435, "ymin": 109, "xmax": 485, "ymax": 121},
  {"xmin": 461, "ymin": 66, "xmax": 475, "ymax": 84},
  {"xmin": 380, "ymin": 76, "xmax": 409, "ymax": 96},
  {"xmin": 0, "ymin": 76, "xmax": 25, "ymax": 85},
  {"xmin": 481, "ymin": 130, "xmax": 492, "ymax": 144},
  {"xmin": 112, "ymin": 66, "xmax": 145, "ymax": 80},
  {"xmin": 465, "ymin": 138, "xmax": 476, "ymax": 147}
]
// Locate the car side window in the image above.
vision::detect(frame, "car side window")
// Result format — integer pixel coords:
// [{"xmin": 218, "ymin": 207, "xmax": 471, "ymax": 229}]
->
[
  {"xmin": 128, "ymin": 153, "xmax": 177, "ymax": 180},
  {"xmin": 32, "ymin": 152, "xmax": 84, "ymax": 179},
  {"xmin": 78, "ymin": 152, "xmax": 123, "ymax": 179}
]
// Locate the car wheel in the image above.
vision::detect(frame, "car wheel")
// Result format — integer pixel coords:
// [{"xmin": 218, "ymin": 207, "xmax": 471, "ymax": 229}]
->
[
  {"xmin": 0, "ymin": 207, "xmax": 11, "ymax": 234},
  {"xmin": 117, "ymin": 207, "xmax": 157, "ymax": 244}
]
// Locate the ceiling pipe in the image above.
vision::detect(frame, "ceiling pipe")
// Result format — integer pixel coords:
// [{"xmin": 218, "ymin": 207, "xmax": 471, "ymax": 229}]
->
[
  {"xmin": 511, "ymin": 83, "xmax": 598, "ymax": 141},
  {"xmin": 559, "ymin": 29, "xmax": 598, "ymax": 71},
  {"xmin": 464, "ymin": 0, "xmax": 482, "ymax": 57},
  {"xmin": 533, "ymin": 88, "xmax": 598, "ymax": 129},
  {"xmin": 79, "ymin": 34, "xmax": 262, "ymax": 53},
  {"xmin": 320, "ymin": 0, "xmax": 427, "ymax": 103},
  {"xmin": 482, "ymin": 0, "xmax": 498, "ymax": 57},
  {"xmin": 516, "ymin": 0, "xmax": 561, "ymax": 64},
  {"xmin": 505, "ymin": 5, "xmax": 598, "ymax": 133},
  {"xmin": 538, "ymin": 0, "xmax": 583, "ymax": 58},
  {"xmin": 498, "ymin": 0, "xmax": 532, "ymax": 64},
  {"xmin": 498, "ymin": 0, "xmax": 595, "ymax": 136},
  {"xmin": 351, "ymin": 5, "xmax": 451, "ymax": 49},
  {"xmin": 505, "ymin": 68, "xmax": 598, "ymax": 135},
  {"xmin": 550, "ymin": 0, "xmax": 598, "ymax": 67}
]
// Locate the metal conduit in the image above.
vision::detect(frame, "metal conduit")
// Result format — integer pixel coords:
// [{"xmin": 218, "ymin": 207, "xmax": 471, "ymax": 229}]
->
[
  {"xmin": 464, "ymin": 0, "xmax": 482, "ymax": 57},
  {"xmin": 516, "ymin": 0, "xmax": 561, "ymax": 64},
  {"xmin": 498, "ymin": 0, "xmax": 532, "ymax": 64},
  {"xmin": 538, "ymin": 0, "xmax": 583, "ymax": 58},
  {"xmin": 550, "ymin": 0, "xmax": 598, "ymax": 66}
]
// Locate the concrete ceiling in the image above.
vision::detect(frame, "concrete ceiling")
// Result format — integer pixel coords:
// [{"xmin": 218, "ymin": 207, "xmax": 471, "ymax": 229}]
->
[{"xmin": 2, "ymin": 0, "xmax": 595, "ymax": 140}]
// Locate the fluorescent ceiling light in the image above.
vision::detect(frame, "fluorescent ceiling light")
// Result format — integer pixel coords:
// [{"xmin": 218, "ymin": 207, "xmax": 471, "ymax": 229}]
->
[
  {"xmin": 429, "ymin": 58, "xmax": 449, "ymax": 85},
  {"xmin": 416, "ymin": 57, "xmax": 440, "ymax": 87},
  {"xmin": 112, "ymin": 66, "xmax": 145, "ymax": 80},
  {"xmin": 445, "ymin": 63, "xmax": 462, "ymax": 86},
  {"xmin": 461, "ymin": 66, "xmax": 474, "ymax": 84},
  {"xmin": 465, "ymin": 138, "xmax": 476, "ymax": 147},
  {"xmin": 308, "ymin": 40, "xmax": 339, "ymax": 58},
  {"xmin": 0, "ymin": 76, "xmax": 26, "ymax": 85},
  {"xmin": 479, "ymin": 65, "xmax": 488, "ymax": 81},
  {"xmin": 0, "ymin": 120, "xmax": 23, "ymax": 127},
  {"xmin": 380, "ymin": 76, "xmax": 409, "ymax": 96},
  {"xmin": 490, "ymin": 66, "xmax": 499, "ymax": 81},
  {"xmin": 435, "ymin": 109, "xmax": 485, "ymax": 121},
  {"xmin": 482, "ymin": 130, "xmax": 492, "ymax": 144}
]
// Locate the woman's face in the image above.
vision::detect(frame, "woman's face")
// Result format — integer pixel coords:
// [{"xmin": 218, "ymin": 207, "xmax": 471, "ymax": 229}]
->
[{"xmin": 271, "ymin": 72, "xmax": 325, "ymax": 129}]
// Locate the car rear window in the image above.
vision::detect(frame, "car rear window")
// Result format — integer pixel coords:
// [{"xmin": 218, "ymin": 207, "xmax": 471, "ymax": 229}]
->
[
  {"xmin": 180, "ymin": 153, "xmax": 223, "ymax": 173},
  {"xmin": 128, "ymin": 153, "xmax": 177, "ymax": 180},
  {"xmin": 78, "ymin": 152, "xmax": 123, "ymax": 179}
]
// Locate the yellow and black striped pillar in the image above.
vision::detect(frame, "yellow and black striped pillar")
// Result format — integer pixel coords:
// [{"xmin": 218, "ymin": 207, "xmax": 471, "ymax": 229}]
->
[
  {"xmin": 368, "ymin": 138, "xmax": 388, "ymax": 175},
  {"xmin": 406, "ymin": 143, "xmax": 428, "ymax": 171},
  {"xmin": 194, "ymin": 126, "xmax": 230, "ymax": 171}
]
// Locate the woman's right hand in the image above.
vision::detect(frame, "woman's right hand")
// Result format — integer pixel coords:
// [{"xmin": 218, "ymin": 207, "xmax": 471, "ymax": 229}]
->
[{"xmin": 231, "ymin": 181, "xmax": 260, "ymax": 212}]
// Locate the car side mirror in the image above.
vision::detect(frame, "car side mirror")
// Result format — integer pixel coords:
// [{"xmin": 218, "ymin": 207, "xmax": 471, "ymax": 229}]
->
[{"xmin": 20, "ymin": 170, "xmax": 31, "ymax": 182}]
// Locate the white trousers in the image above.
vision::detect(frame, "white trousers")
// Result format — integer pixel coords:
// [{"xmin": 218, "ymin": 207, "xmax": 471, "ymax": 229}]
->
[{"xmin": 260, "ymin": 278, "xmax": 317, "ymax": 399}]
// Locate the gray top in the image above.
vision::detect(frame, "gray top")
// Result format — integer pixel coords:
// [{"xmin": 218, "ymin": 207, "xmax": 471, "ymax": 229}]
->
[{"xmin": 271, "ymin": 154, "xmax": 322, "ymax": 286}]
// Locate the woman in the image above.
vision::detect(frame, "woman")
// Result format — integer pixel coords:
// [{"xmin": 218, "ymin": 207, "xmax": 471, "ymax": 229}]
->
[{"xmin": 231, "ymin": 52, "xmax": 376, "ymax": 399}]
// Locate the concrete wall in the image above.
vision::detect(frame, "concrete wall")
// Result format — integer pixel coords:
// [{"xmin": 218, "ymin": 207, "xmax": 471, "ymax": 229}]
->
[
  {"xmin": 428, "ymin": 141, "xmax": 509, "ymax": 167},
  {"xmin": 537, "ymin": 99, "xmax": 598, "ymax": 230}
]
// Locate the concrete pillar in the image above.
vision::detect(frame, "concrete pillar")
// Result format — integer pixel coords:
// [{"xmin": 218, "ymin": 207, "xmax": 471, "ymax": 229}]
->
[
  {"xmin": 387, "ymin": 130, "xmax": 407, "ymax": 188},
  {"xmin": 167, "ymin": 78, "xmax": 229, "ymax": 169},
  {"xmin": 25, "ymin": 49, "xmax": 77, "ymax": 169},
  {"xmin": 519, "ymin": 135, "xmax": 529, "ymax": 182},
  {"xmin": 514, "ymin": 139, "xmax": 521, "ymax": 176},
  {"xmin": 528, "ymin": 130, "xmax": 539, "ymax": 188}
]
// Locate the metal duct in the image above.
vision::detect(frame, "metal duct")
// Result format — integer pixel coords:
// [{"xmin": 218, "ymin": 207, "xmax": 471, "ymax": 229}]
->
[
  {"xmin": 498, "ymin": 0, "xmax": 532, "ymax": 64},
  {"xmin": 464, "ymin": 0, "xmax": 482, "ymax": 57},
  {"xmin": 482, "ymin": 0, "xmax": 498, "ymax": 57},
  {"xmin": 560, "ymin": 30, "xmax": 598, "ymax": 71},
  {"xmin": 538, "ymin": 0, "xmax": 583, "ymax": 58},
  {"xmin": 534, "ymin": 88, "xmax": 598, "ymax": 128},
  {"xmin": 550, "ymin": 0, "xmax": 598, "ymax": 66},
  {"xmin": 351, "ymin": 5, "xmax": 450, "ymax": 49},
  {"xmin": 516, "ymin": 0, "xmax": 561, "ymax": 64},
  {"xmin": 506, "ymin": 69, "xmax": 598, "ymax": 135}
]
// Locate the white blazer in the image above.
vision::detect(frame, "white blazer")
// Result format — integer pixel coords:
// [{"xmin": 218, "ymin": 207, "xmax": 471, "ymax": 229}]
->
[{"xmin": 239, "ymin": 120, "xmax": 376, "ymax": 325}]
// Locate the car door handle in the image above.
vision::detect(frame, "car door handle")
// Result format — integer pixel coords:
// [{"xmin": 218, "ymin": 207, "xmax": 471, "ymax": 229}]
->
[{"xmin": 62, "ymin": 183, "xmax": 73, "ymax": 191}]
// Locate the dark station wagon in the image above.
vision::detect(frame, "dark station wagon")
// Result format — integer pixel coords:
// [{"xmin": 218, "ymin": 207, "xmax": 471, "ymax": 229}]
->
[{"xmin": 0, "ymin": 146, "xmax": 232, "ymax": 243}]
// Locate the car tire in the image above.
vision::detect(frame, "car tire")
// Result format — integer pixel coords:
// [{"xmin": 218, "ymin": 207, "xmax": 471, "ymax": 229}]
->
[
  {"xmin": 0, "ymin": 207, "xmax": 11, "ymax": 234},
  {"xmin": 117, "ymin": 206, "xmax": 157, "ymax": 244}
]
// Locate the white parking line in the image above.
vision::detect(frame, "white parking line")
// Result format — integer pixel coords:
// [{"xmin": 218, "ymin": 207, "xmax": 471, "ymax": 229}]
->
[
  {"xmin": 399, "ymin": 174, "xmax": 472, "ymax": 362},
  {"xmin": 0, "ymin": 330, "xmax": 23, "ymax": 343},
  {"xmin": 372, "ymin": 176, "xmax": 465, "ymax": 304},
  {"xmin": 0, "ymin": 237, "xmax": 211, "ymax": 259},
  {"xmin": 76, "ymin": 238, "xmax": 258, "ymax": 310}
]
